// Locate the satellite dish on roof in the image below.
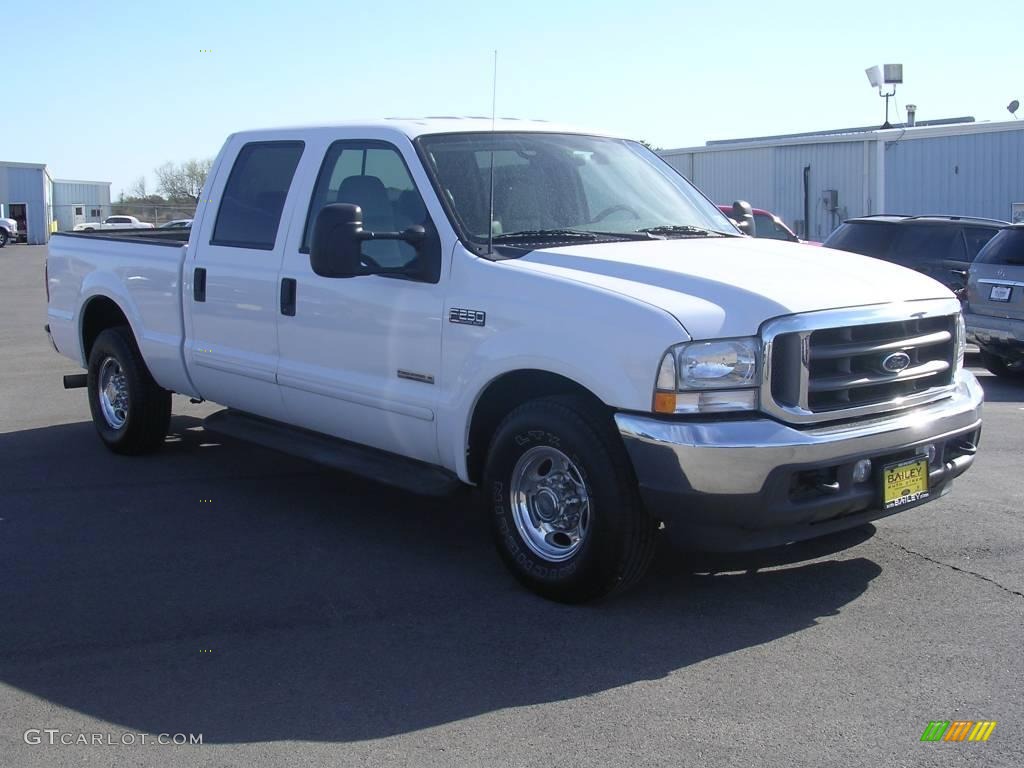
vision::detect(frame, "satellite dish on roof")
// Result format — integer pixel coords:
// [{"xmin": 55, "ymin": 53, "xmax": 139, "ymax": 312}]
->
[{"xmin": 1008, "ymin": 100, "xmax": 1020, "ymax": 118}]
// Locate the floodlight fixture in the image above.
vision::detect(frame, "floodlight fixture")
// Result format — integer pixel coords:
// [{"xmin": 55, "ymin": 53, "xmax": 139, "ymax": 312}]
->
[
  {"xmin": 865, "ymin": 63, "xmax": 903, "ymax": 129},
  {"xmin": 883, "ymin": 64, "xmax": 903, "ymax": 85}
]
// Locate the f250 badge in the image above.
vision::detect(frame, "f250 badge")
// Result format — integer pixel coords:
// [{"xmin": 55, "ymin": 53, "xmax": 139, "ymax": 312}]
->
[{"xmin": 449, "ymin": 308, "xmax": 486, "ymax": 327}]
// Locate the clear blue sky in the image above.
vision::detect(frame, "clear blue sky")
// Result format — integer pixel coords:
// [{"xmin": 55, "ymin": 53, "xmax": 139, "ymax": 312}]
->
[{"xmin": 3, "ymin": 0, "xmax": 1018, "ymax": 198}]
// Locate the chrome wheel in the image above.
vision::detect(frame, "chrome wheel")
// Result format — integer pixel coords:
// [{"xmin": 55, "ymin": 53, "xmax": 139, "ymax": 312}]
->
[
  {"xmin": 510, "ymin": 445, "xmax": 591, "ymax": 562},
  {"xmin": 98, "ymin": 356, "xmax": 129, "ymax": 429}
]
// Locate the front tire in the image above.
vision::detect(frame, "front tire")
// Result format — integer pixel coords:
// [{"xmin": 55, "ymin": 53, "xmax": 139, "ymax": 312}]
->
[
  {"xmin": 87, "ymin": 327, "xmax": 172, "ymax": 454},
  {"xmin": 0, "ymin": 229, "xmax": 7, "ymax": 248},
  {"xmin": 980, "ymin": 349, "xmax": 1024, "ymax": 380},
  {"xmin": 483, "ymin": 396, "xmax": 656, "ymax": 603}
]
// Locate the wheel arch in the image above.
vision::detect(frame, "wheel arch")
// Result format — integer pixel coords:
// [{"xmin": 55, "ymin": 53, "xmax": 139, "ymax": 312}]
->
[
  {"xmin": 464, "ymin": 369, "xmax": 610, "ymax": 485},
  {"xmin": 80, "ymin": 294, "xmax": 134, "ymax": 364}
]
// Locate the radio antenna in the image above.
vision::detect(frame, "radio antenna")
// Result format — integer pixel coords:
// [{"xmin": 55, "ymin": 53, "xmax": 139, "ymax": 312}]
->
[{"xmin": 487, "ymin": 49, "xmax": 498, "ymax": 255}]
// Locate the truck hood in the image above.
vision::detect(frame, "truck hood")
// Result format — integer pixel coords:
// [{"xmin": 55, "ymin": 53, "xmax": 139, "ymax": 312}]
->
[{"xmin": 509, "ymin": 237, "xmax": 954, "ymax": 339}]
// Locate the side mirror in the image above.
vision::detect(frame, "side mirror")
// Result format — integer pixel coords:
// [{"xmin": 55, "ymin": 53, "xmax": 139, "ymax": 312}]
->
[
  {"xmin": 731, "ymin": 200, "xmax": 755, "ymax": 236},
  {"xmin": 310, "ymin": 203, "xmax": 428, "ymax": 279},
  {"xmin": 310, "ymin": 203, "xmax": 365, "ymax": 278}
]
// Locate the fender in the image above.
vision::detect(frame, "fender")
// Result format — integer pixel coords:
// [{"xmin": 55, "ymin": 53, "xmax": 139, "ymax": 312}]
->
[{"xmin": 77, "ymin": 276, "xmax": 195, "ymax": 396}]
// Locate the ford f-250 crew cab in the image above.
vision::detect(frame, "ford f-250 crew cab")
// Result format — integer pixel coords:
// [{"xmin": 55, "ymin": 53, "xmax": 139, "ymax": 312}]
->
[{"xmin": 45, "ymin": 119, "xmax": 983, "ymax": 602}]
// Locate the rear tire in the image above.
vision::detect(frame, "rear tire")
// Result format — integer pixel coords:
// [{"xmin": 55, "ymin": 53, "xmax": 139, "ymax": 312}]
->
[
  {"xmin": 980, "ymin": 349, "xmax": 1024, "ymax": 380},
  {"xmin": 87, "ymin": 327, "xmax": 172, "ymax": 454},
  {"xmin": 483, "ymin": 395, "xmax": 656, "ymax": 603}
]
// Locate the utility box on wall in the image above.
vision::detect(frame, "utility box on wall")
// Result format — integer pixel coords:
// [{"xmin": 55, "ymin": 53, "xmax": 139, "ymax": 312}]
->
[{"xmin": 822, "ymin": 189, "xmax": 839, "ymax": 211}]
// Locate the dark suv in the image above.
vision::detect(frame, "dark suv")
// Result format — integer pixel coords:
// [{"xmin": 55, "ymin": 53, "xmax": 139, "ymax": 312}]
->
[{"xmin": 822, "ymin": 215, "xmax": 1008, "ymax": 293}]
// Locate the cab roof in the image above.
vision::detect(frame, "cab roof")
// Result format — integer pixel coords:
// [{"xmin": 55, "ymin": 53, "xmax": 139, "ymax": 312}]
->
[{"xmin": 230, "ymin": 117, "xmax": 619, "ymax": 144}]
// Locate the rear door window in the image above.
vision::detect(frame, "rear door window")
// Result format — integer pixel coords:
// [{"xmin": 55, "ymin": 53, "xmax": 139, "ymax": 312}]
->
[
  {"xmin": 212, "ymin": 141, "xmax": 304, "ymax": 250},
  {"xmin": 963, "ymin": 226, "xmax": 1001, "ymax": 260},
  {"xmin": 823, "ymin": 222, "xmax": 894, "ymax": 257},
  {"xmin": 886, "ymin": 224, "xmax": 965, "ymax": 267},
  {"xmin": 975, "ymin": 228, "xmax": 1024, "ymax": 266}
]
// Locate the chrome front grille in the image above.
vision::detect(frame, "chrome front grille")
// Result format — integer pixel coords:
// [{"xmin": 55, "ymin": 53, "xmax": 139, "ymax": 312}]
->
[{"xmin": 761, "ymin": 299, "xmax": 962, "ymax": 425}]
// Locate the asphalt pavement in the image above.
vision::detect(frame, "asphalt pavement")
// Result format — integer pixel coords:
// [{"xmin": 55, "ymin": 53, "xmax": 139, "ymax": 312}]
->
[{"xmin": 1, "ymin": 244, "xmax": 1021, "ymax": 767}]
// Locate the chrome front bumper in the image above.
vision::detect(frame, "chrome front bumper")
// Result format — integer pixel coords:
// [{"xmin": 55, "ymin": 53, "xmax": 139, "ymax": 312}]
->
[{"xmin": 615, "ymin": 370, "xmax": 984, "ymax": 551}]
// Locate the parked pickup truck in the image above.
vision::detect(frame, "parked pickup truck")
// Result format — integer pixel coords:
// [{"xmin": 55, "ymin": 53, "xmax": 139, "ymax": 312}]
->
[
  {"xmin": 45, "ymin": 119, "xmax": 984, "ymax": 602},
  {"xmin": 0, "ymin": 215, "xmax": 17, "ymax": 247},
  {"xmin": 73, "ymin": 215, "xmax": 155, "ymax": 232}
]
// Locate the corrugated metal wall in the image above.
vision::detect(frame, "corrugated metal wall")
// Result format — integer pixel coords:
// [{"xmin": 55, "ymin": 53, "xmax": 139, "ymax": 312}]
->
[
  {"xmin": 0, "ymin": 164, "xmax": 49, "ymax": 244},
  {"xmin": 52, "ymin": 181, "xmax": 112, "ymax": 232},
  {"xmin": 773, "ymin": 140, "xmax": 873, "ymax": 241},
  {"xmin": 884, "ymin": 128, "xmax": 1024, "ymax": 221},
  {"xmin": 662, "ymin": 141, "xmax": 873, "ymax": 240}
]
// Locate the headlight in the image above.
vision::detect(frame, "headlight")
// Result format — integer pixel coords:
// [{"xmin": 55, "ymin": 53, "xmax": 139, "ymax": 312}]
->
[
  {"xmin": 955, "ymin": 312, "xmax": 966, "ymax": 372},
  {"xmin": 654, "ymin": 337, "xmax": 760, "ymax": 414}
]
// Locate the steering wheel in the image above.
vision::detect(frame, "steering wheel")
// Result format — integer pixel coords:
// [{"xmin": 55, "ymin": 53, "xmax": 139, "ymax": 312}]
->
[{"xmin": 591, "ymin": 204, "xmax": 640, "ymax": 223}]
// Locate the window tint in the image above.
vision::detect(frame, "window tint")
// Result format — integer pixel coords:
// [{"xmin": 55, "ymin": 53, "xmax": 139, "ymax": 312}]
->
[
  {"xmin": 975, "ymin": 228, "xmax": 1024, "ymax": 266},
  {"xmin": 212, "ymin": 141, "xmax": 304, "ymax": 250},
  {"xmin": 963, "ymin": 226, "xmax": 1000, "ymax": 259},
  {"xmin": 822, "ymin": 222, "xmax": 895, "ymax": 257},
  {"xmin": 303, "ymin": 142, "xmax": 430, "ymax": 269},
  {"xmin": 108, "ymin": 216, "xmax": 130, "ymax": 224},
  {"xmin": 886, "ymin": 224, "xmax": 965, "ymax": 266}
]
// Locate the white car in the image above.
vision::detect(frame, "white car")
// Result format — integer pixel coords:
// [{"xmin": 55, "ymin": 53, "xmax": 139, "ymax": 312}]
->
[
  {"xmin": 73, "ymin": 215, "xmax": 155, "ymax": 232},
  {"xmin": 44, "ymin": 119, "xmax": 983, "ymax": 602},
  {"xmin": 0, "ymin": 216, "xmax": 17, "ymax": 247}
]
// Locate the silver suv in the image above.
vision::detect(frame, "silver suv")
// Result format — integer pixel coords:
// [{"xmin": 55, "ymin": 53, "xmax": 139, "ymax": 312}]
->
[{"xmin": 965, "ymin": 224, "xmax": 1024, "ymax": 379}]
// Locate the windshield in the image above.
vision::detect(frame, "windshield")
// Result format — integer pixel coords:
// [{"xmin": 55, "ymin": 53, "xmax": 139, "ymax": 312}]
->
[
  {"xmin": 417, "ymin": 132, "xmax": 737, "ymax": 248},
  {"xmin": 754, "ymin": 213, "xmax": 797, "ymax": 241}
]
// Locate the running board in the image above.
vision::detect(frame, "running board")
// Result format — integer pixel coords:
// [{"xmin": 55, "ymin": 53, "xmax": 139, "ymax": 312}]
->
[{"xmin": 202, "ymin": 409, "xmax": 461, "ymax": 496}]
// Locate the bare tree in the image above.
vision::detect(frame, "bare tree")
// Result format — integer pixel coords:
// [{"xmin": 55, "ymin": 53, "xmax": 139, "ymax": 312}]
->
[
  {"xmin": 155, "ymin": 158, "xmax": 213, "ymax": 203},
  {"xmin": 129, "ymin": 176, "xmax": 148, "ymax": 198}
]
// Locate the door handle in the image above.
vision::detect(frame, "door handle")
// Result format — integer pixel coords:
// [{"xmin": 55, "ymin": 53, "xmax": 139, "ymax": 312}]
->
[
  {"xmin": 193, "ymin": 267, "xmax": 207, "ymax": 302},
  {"xmin": 280, "ymin": 277, "xmax": 297, "ymax": 316}
]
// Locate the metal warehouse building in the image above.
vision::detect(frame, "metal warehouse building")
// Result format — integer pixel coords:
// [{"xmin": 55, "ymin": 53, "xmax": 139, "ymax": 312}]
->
[
  {"xmin": 0, "ymin": 161, "xmax": 110, "ymax": 244},
  {"xmin": 51, "ymin": 179, "xmax": 112, "ymax": 234},
  {"xmin": 659, "ymin": 119, "xmax": 1024, "ymax": 241},
  {"xmin": 0, "ymin": 162, "xmax": 52, "ymax": 245}
]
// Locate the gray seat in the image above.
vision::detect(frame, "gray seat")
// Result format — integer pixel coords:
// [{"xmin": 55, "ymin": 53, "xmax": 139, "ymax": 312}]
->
[
  {"xmin": 334, "ymin": 175, "xmax": 397, "ymax": 232},
  {"xmin": 333, "ymin": 175, "xmax": 404, "ymax": 266}
]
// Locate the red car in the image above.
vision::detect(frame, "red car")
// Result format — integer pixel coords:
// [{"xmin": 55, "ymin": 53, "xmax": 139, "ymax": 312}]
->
[{"xmin": 717, "ymin": 205, "xmax": 818, "ymax": 244}]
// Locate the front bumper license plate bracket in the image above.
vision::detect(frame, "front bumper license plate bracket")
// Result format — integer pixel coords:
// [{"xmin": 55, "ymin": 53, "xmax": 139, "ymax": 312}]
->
[{"xmin": 882, "ymin": 455, "xmax": 930, "ymax": 510}]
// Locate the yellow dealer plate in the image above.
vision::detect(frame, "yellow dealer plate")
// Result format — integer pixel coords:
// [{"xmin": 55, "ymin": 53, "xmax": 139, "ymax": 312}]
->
[{"xmin": 883, "ymin": 456, "xmax": 930, "ymax": 510}]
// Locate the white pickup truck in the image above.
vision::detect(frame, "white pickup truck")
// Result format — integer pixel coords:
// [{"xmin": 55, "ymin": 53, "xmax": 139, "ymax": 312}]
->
[
  {"xmin": 0, "ymin": 215, "xmax": 17, "ymax": 246},
  {"xmin": 45, "ymin": 119, "xmax": 983, "ymax": 602}
]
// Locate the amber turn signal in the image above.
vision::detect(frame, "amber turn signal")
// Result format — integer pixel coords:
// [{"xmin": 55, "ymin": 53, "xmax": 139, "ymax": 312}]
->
[{"xmin": 653, "ymin": 391, "xmax": 677, "ymax": 414}]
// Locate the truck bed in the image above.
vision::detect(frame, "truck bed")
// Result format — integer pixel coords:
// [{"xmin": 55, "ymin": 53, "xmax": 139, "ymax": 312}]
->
[
  {"xmin": 61, "ymin": 228, "xmax": 192, "ymax": 244},
  {"xmin": 46, "ymin": 231, "xmax": 194, "ymax": 396}
]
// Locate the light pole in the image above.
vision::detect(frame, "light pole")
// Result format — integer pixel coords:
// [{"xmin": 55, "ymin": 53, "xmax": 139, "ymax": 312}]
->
[{"xmin": 865, "ymin": 64, "xmax": 903, "ymax": 129}]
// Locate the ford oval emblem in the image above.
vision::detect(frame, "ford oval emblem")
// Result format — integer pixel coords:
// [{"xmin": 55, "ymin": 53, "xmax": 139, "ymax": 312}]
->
[{"xmin": 882, "ymin": 351, "xmax": 911, "ymax": 373}]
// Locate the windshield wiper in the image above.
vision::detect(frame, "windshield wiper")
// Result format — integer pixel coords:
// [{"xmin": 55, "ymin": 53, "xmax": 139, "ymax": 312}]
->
[
  {"xmin": 491, "ymin": 229, "xmax": 600, "ymax": 243},
  {"xmin": 492, "ymin": 228, "xmax": 662, "ymax": 243},
  {"xmin": 636, "ymin": 224, "xmax": 736, "ymax": 238}
]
